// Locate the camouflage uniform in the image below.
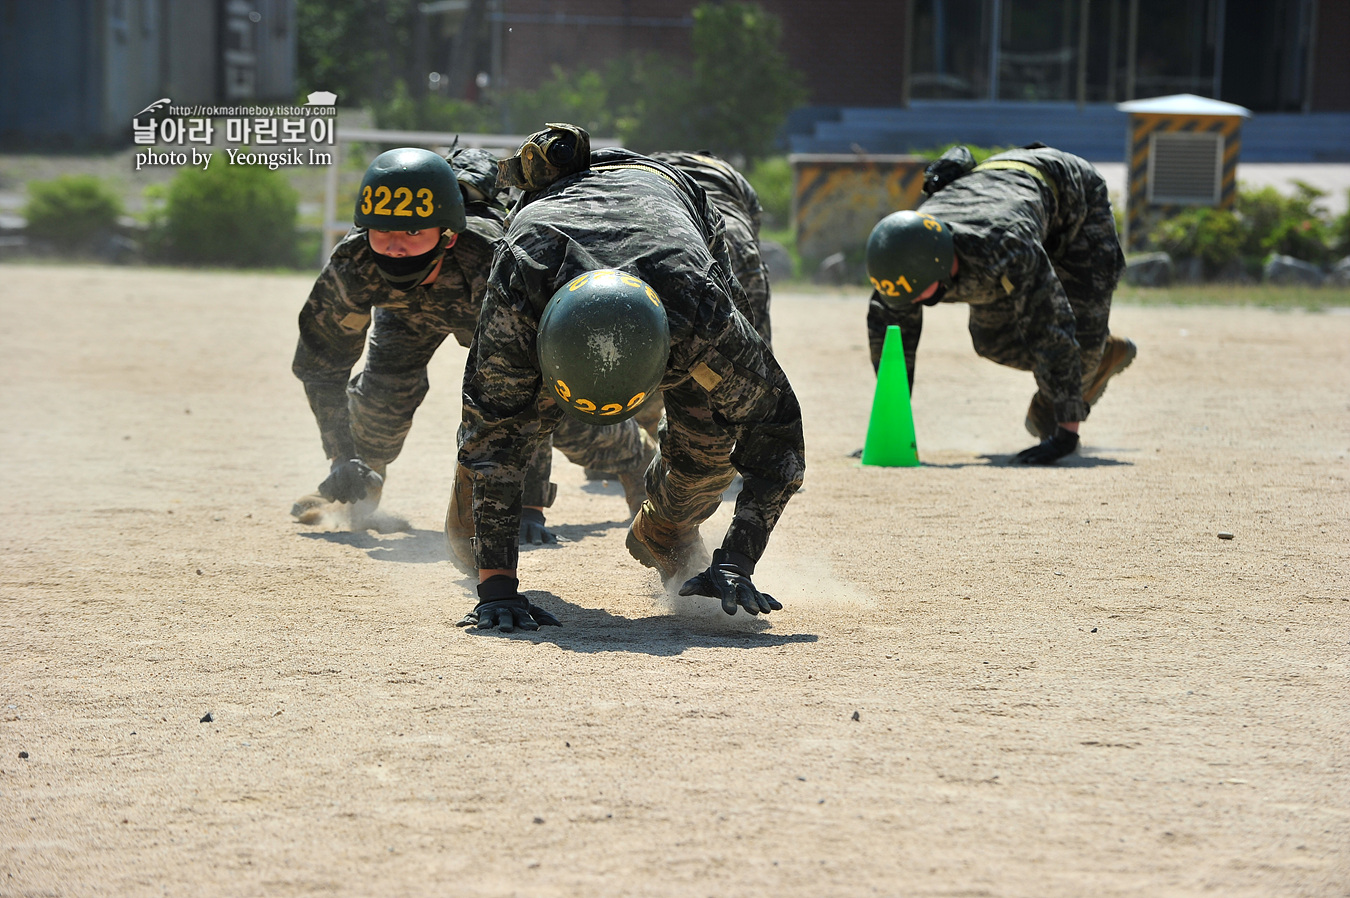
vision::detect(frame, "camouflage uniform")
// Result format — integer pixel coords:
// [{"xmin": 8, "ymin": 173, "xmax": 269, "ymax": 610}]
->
[
  {"xmin": 649, "ymin": 151, "xmax": 772, "ymax": 344},
  {"xmin": 292, "ymin": 147, "xmax": 643, "ymax": 502},
  {"xmin": 460, "ymin": 148, "xmax": 805, "ymax": 573},
  {"xmin": 867, "ymin": 147, "xmax": 1126, "ymax": 425}
]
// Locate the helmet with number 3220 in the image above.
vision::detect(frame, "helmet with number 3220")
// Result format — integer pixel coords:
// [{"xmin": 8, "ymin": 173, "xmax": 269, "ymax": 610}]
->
[
  {"xmin": 537, "ymin": 269, "xmax": 670, "ymax": 424},
  {"xmin": 865, "ymin": 210, "xmax": 954, "ymax": 310},
  {"xmin": 354, "ymin": 147, "xmax": 467, "ymax": 233}
]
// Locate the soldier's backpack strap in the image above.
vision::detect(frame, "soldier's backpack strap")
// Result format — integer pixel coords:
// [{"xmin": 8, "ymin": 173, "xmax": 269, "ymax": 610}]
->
[{"xmin": 972, "ymin": 159, "xmax": 1060, "ymax": 205}]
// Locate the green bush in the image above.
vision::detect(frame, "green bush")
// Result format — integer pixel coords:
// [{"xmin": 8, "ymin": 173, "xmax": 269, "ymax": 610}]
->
[
  {"xmin": 1235, "ymin": 182, "xmax": 1332, "ymax": 264},
  {"xmin": 747, "ymin": 156, "xmax": 792, "ymax": 228},
  {"xmin": 156, "ymin": 158, "xmax": 299, "ymax": 267},
  {"xmin": 1145, "ymin": 182, "xmax": 1341, "ymax": 274},
  {"xmin": 1334, "ymin": 189, "xmax": 1350, "ymax": 256},
  {"xmin": 23, "ymin": 175, "xmax": 124, "ymax": 249},
  {"xmin": 1149, "ymin": 207, "xmax": 1244, "ymax": 274}
]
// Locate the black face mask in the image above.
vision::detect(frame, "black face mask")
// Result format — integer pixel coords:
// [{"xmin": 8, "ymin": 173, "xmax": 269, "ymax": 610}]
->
[{"xmin": 369, "ymin": 232, "xmax": 448, "ymax": 291}]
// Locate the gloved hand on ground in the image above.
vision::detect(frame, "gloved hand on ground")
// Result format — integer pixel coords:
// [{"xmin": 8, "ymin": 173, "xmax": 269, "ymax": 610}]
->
[
  {"xmin": 1011, "ymin": 426, "xmax": 1079, "ymax": 465},
  {"xmin": 678, "ymin": 548, "xmax": 782, "ymax": 616},
  {"xmin": 317, "ymin": 458, "xmax": 383, "ymax": 503},
  {"xmin": 456, "ymin": 575, "xmax": 562, "ymax": 632},
  {"xmin": 518, "ymin": 508, "xmax": 558, "ymax": 546}
]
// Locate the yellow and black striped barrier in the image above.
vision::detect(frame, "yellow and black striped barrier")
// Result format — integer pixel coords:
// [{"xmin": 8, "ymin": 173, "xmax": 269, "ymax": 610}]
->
[{"xmin": 790, "ymin": 154, "xmax": 927, "ymax": 268}]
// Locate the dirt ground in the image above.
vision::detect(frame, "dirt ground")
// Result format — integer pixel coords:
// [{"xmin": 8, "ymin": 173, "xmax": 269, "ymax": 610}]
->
[{"xmin": 1, "ymin": 264, "xmax": 1347, "ymax": 897}]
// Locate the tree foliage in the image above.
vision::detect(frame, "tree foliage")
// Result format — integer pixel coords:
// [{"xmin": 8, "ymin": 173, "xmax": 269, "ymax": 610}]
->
[
  {"xmin": 682, "ymin": 2, "xmax": 806, "ymax": 161},
  {"xmin": 357, "ymin": 1, "xmax": 805, "ymax": 162},
  {"xmin": 297, "ymin": 0, "xmax": 422, "ymax": 107}
]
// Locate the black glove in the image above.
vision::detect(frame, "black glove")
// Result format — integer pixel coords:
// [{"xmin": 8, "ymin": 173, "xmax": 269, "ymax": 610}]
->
[
  {"xmin": 1012, "ymin": 426, "xmax": 1079, "ymax": 465},
  {"xmin": 455, "ymin": 575, "xmax": 562, "ymax": 632},
  {"xmin": 518, "ymin": 508, "xmax": 558, "ymax": 546},
  {"xmin": 317, "ymin": 458, "xmax": 383, "ymax": 503},
  {"xmin": 678, "ymin": 548, "xmax": 782, "ymax": 616}
]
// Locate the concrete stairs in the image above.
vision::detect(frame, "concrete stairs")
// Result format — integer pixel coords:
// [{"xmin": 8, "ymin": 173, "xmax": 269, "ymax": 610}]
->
[{"xmin": 787, "ymin": 102, "xmax": 1350, "ymax": 163}]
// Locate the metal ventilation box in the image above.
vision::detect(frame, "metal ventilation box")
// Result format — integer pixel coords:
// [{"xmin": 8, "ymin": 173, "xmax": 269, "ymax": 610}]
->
[{"xmin": 1117, "ymin": 94, "xmax": 1253, "ymax": 251}]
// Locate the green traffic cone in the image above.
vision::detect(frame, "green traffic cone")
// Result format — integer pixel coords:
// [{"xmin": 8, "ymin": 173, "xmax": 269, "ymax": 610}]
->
[{"xmin": 861, "ymin": 325, "xmax": 920, "ymax": 467}]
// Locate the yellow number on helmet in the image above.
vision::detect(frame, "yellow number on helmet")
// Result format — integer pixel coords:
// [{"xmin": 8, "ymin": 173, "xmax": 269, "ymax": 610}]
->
[
  {"xmin": 415, "ymin": 187, "xmax": 434, "ymax": 217},
  {"xmin": 360, "ymin": 185, "xmax": 373, "ymax": 215},
  {"xmin": 922, "ymin": 216, "xmax": 942, "ymax": 232},
  {"xmin": 645, "ymin": 286, "xmax": 660, "ymax": 305},
  {"xmin": 373, "ymin": 185, "xmax": 393, "ymax": 215},
  {"xmin": 567, "ymin": 272, "xmax": 591, "ymax": 291},
  {"xmin": 392, "ymin": 186, "xmax": 414, "ymax": 216},
  {"xmin": 574, "ymin": 398, "xmax": 596, "ymax": 413},
  {"xmin": 626, "ymin": 392, "xmax": 647, "ymax": 409},
  {"xmin": 599, "ymin": 403, "xmax": 623, "ymax": 416},
  {"xmin": 554, "ymin": 379, "xmax": 571, "ymax": 401}
]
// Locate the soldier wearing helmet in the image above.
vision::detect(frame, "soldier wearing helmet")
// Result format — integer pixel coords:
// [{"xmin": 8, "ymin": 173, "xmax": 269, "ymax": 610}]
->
[
  {"xmin": 291, "ymin": 146, "xmax": 653, "ymax": 539},
  {"xmin": 452, "ymin": 126, "xmax": 805, "ymax": 632},
  {"xmin": 865, "ymin": 144, "xmax": 1136, "ymax": 465}
]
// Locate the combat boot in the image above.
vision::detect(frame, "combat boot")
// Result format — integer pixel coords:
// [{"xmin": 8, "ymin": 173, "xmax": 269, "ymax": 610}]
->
[
  {"xmin": 626, "ymin": 500, "xmax": 710, "ymax": 585},
  {"xmin": 443, "ymin": 465, "xmax": 477, "ymax": 576},
  {"xmin": 615, "ymin": 432, "xmax": 658, "ymax": 519},
  {"xmin": 291, "ymin": 492, "xmax": 331, "ymax": 524},
  {"xmin": 1083, "ymin": 335, "xmax": 1137, "ymax": 407}
]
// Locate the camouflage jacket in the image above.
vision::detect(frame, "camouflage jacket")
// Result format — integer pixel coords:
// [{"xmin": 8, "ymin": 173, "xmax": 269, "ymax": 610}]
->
[
  {"xmin": 461, "ymin": 148, "xmax": 805, "ymax": 571},
  {"xmin": 879, "ymin": 147, "xmax": 1113, "ymax": 422},
  {"xmin": 292, "ymin": 148, "xmax": 506, "ymax": 461},
  {"xmin": 648, "ymin": 151, "xmax": 772, "ymax": 341}
]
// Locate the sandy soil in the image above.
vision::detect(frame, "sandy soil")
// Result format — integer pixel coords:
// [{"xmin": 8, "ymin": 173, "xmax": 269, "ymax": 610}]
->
[{"xmin": 1, "ymin": 264, "xmax": 1347, "ymax": 897}]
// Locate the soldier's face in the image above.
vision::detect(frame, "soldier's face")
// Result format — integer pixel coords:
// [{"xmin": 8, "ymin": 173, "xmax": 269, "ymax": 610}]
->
[
  {"xmin": 913, "ymin": 280, "xmax": 943, "ymax": 303},
  {"xmin": 368, "ymin": 228, "xmax": 446, "ymax": 257}
]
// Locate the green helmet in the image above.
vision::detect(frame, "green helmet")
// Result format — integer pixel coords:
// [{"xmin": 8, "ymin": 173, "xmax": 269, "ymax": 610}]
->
[
  {"xmin": 354, "ymin": 148, "xmax": 466, "ymax": 233},
  {"xmin": 865, "ymin": 210, "xmax": 954, "ymax": 309},
  {"xmin": 537, "ymin": 269, "xmax": 670, "ymax": 424}
]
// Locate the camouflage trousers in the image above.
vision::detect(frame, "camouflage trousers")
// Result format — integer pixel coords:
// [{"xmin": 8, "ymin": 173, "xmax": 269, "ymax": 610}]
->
[
  {"xmin": 347, "ymin": 307, "xmax": 646, "ymax": 505},
  {"xmin": 643, "ymin": 314, "xmax": 805, "ymax": 559},
  {"xmin": 525, "ymin": 412, "xmax": 650, "ymax": 507},
  {"xmin": 966, "ymin": 179, "xmax": 1123, "ymax": 404}
]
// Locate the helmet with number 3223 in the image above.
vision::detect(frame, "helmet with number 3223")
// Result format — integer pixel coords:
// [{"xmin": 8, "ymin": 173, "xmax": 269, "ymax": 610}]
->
[
  {"xmin": 354, "ymin": 147, "xmax": 467, "ymax": 233},
  {"xmin": 865, "ymin": 210, "xmax": 954, "ymax": 310},
  {"xmin": 537, "ymin": 269, "xmax": 670, "ymax": 424}
]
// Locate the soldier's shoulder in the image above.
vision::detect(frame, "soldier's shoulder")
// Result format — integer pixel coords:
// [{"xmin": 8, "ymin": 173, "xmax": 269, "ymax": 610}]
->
[
  {"xmin": 459, "ymin": 213, "xmax": 505, "ymax": 248},
  {"xmin": 323, "ymin": 229, "xmax": 378, "ymax": 278}
]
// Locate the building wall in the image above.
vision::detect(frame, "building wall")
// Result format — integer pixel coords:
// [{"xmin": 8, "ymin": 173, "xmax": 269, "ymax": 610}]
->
[
  {"xmin": 0, "ymin": 0, "xmax": 295, "ymax": 144},
  {"xmin": 758, "ymin": 0, "xmax": 907, "ymax": 107},
  {"xmin": 497, "ymin": 0, "xmax": 695, "ymax": 92},
  {"xmin": 0, "ymin": 0, "xmax": 103, "ymax": 142},
  {"xmin": 1312, "ymin": 0, "xmax": 1350, "ymax": 111},
  {"xmin": 165, "ymin": 0, "xmax": 220, "ymax": 106},
  {"xmin": 496, "ymin": 0, "xmax": 907, "ymax": 105}
]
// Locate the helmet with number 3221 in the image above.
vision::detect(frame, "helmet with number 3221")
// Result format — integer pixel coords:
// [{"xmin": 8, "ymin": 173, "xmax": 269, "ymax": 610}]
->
[
  {"xmin": 865, "ymin": 210, "xmax": 954, "ymax": 310},
  {"xmin": 354, "ymin": 147, "xmax": 467, "ymax": 233},
  {"xmin": 537, "ymin": 269, "xmax": 670, "ymax": 424}
]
